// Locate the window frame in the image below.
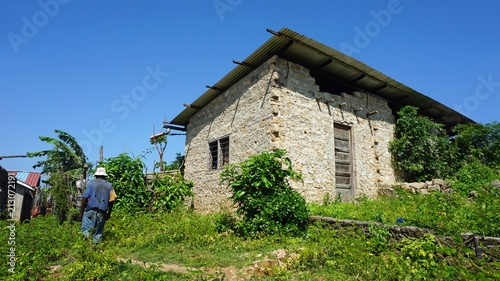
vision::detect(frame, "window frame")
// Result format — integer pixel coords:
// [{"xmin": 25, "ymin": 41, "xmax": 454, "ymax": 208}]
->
[{"xmin": 208, "ymin": 136, "xmax": 230, "ymax": 170}]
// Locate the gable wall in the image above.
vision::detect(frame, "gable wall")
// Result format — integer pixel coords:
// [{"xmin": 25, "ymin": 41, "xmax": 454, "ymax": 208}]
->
[
  {"xmin": 185, "ymin": 56, "xmax": 396, "ymax": 212},
  {"xmin": 268, "ymin": 57, "xmax": 396, "ymax": 202},
  {"xmin": 184, "ymin": 58, "xmax": 279, "ymax": 213}
]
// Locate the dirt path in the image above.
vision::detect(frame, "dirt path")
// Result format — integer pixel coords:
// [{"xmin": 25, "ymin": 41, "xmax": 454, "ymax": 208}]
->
[
  {"xmin": 116, "ymin": 257, "xmax": 240, "ymax": 280},
  {"xmin": 117, "ymin": 249, "xmax": 295, "ymax": 280}
]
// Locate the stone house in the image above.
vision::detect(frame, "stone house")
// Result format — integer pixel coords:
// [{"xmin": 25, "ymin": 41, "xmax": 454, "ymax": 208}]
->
[{"xmin": 168, "ymin": 28, "xmax": 472, "ymax": 213}]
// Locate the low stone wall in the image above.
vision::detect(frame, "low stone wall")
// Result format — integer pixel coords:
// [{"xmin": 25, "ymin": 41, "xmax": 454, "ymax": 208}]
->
[
  {"xmin": 395, "ymin": 179, "xmax": 452, "ymax": 194},
  {"xmin": 310, "ymin": 216, "xmax": 500, "ymax": 259},
  {"xmin": 392, "ymin": 179, "xmax": 500, "ymax": 196}
]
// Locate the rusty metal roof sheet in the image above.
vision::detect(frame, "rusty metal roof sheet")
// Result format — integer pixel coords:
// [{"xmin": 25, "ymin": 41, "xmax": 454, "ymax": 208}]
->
[
  {"xmin": 171, "ymin": 27, "xmax": 474, "ymax": 127},
  {"xmin": 8, "ymin": 171, "xmax": 41, "ymax": 188}
]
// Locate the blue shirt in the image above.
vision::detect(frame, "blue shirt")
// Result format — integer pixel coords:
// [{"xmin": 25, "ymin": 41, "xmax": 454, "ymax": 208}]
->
[{"xmin": 82, "ymin": 178, "xmax": 114, "ymax": 212}]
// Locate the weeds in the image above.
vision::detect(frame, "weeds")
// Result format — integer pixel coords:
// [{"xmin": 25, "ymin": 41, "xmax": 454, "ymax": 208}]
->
[{"xmin": 1, "ymin": 187, "xmax": 499, "ymax": 280}]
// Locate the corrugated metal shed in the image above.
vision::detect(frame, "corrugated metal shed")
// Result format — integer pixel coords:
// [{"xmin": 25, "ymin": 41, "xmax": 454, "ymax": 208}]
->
[
  {"xmin": 171, "ymin": 27, "xmax": 473, "ymax": 128},
  {"xmin": 8, "ymin": 171, "xmax": 41, "ymax": 188}
]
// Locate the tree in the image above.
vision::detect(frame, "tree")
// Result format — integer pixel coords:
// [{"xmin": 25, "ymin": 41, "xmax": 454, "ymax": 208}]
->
[
  {"xmin": 452, "ymin": 122, "xmax": 500, "ymax": 168},
  {"xmin": 164, "ymin": 152, "xmax": 185, "ymax": 171},
  {"xmin": 389, "ymin": 106, "xmax": 452, "ymax": 181},
  {"xmin": 28, "ymin": 129, "xmax": 89, "ymax": 181},
  {"xmin": 101, "ymin": 152, "xmax": 193, "ymax": 213},
  {"xmin": 150, "ymin": 127, "xmax": 168, "ymax": 172},
  {"xmin": 28, "ymin": 129, "xmax": 89, "ymax": 223}
]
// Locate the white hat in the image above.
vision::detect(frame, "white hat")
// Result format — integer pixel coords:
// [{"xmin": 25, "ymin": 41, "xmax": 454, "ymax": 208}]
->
[{"xmin": 94, "ymin": 167, "xmax": 108, "ymax": 177}]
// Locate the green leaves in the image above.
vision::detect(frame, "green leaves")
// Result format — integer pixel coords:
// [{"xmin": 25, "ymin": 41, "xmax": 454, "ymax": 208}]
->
[
  {"xmin": 148, "ymin": 173, "xmax": 193, "ymax": 212},
  {"xmin": 100, "ymin": 153, "xmax": 193, "ymax": 213},
  {"xmin": 453, "ymin": 122, "xmax": 500, "ymax": 168},
  {"xmin": 100, "ymin": 153, "xmax": 149, "ymax": 212},
  {"xmin": 389, "ymin": 106, "xmax": 452, "ymax": 181},
  {"xmin": 220, "ymin": 149, "xmax": 309, "ymax": 237}
]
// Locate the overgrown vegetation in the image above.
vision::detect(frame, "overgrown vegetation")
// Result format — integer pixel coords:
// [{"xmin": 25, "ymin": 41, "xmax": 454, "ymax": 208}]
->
[
  {"xmin": 100, "ymin": 153, "xmax": 193, "ymax": 213},
  {"xmin": 100, "ymin": 153, "xmax": 150, "ymax": 212},
  {"xmin": 27, "ymin": 130, "xmax": 90, "ymax": 224},
  {"xmin": 390, "ymin": 106, "xmax": 500, "ymax": 182},
  {"xmin": 219, "ymin": 149, "xmax": 310, "ymax": 237},
  {"xmin": 452, "ymin": 122, "xmax": 500, "ymax": 168},
  {"xmin": 148, "ymin": 172, "xmax": 193, "ymax": 212},
  {"xmin": 312, "ymin": 186, "xmax": 500, "ymax": 237},
  {"xmin": 389, "ymin": 106, "xmax": 452, "ymax": 181},
  {"xmin": 2, "ymin": 198, "xmax": 499, "ymax": 280},
  {"xmin": 7, "ymin": 112, "xmax": 500, "ymax": 280}
]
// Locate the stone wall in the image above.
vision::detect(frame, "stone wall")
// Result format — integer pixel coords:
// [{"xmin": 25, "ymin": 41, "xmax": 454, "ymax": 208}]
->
[
  {"xmin": 310, "ymin": 216, "xmax": 500, "ymax": 257},
  {"xmin": 267, "ymin": 57, "xmax": 396, "ymax": 203},
  {"xmin": 185, "ymin": 57, "xmax": 277, "ymax": 213},
  {"xmin": 396, "ymin": 179, "xmax": 452, "ymax": 194},
  {"xmin": 184, "ymin": 55, "xmax": 397, "ymax": 213}
]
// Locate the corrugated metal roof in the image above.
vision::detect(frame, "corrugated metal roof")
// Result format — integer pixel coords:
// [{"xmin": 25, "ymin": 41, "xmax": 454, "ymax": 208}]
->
[
  {"xmin": 171, "ymin": 27, "xmax": 474, "ymax": 127},
  {"xmin": 8, "ymin": 171, "xmax": 41, "ymax": 188}
]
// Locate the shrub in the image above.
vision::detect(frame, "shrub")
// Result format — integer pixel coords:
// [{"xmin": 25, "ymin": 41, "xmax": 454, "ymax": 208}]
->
[
  {"xmin": 219, "ymin": 149, "xmax": 310, "ymax": 237},
  {"xmin": 452, "ymin": 122, "xmax": 500, "ymax": 168},
  {"xmin": 100, "ymin": 153, "xmax": 149, "ymax": 212},
  {"xmin": 48, "ymin": 172, "xmax": 70, "ymax": 225},
  {"xmin": 389, "ymin": 106, "xmax": 453, "ymax": 181},
  {"xmin": 148, "ymin": 173, "xmax": 193, "ymax": 212},
  {"xmin": 451, "ymin": 158, "xmax": 499, "ymax": 197}
]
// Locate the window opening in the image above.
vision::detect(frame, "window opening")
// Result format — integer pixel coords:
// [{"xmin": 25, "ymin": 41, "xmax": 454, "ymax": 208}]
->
[{"xmin": 208, "ymin": 136, "xmax": 230, "ymax": 169}]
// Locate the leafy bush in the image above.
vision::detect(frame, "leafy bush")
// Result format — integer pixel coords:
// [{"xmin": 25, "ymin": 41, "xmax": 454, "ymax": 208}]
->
[
  {"xmin": 451, "ymin": 158, "xmax": 499, "ymax": 196},
  {"xmin": 100, "ymin": 153, "xmax": 193, "ymax": 213},
  {"xmin": 220, "ymin": 149, "xmax": 310, "ymax": 237},
  {"xmin": 148, "ymin": 173, "xmax": 193, "ymax": 212},
  {"xmin": 48, "ymin": 172, "xmax": 70, "ymax": 225},
  {"xmin": 452, "ymin": 122, "xmax": 500, "ymax": 168},
  {"xmin": 100, "ymin": 153, "xmax": 149, "ymax": 212},
  {"xmin": 389, "ymin": 106, "xmax": 453, "ymax": 181},
  {"xmin": 368, "ymin": 225, "xmax": 391, "ymax": 253}
]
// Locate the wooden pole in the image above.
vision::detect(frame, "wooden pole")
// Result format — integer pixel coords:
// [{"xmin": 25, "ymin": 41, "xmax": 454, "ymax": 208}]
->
[{"xmin": 99, "ymin": 146, "xmax": 103, "ymax": 164}]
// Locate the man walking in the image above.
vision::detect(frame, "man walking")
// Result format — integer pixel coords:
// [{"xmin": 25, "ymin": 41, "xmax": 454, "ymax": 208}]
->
[{"xmin": 79, "ymin": 167, "xmax": 117, "ymax": 243}]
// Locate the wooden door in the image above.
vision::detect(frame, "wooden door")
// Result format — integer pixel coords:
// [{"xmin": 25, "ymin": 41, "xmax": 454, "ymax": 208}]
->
[{"xmin": 334, "ymin": 124, "xmax": 354, "ymax": 201}]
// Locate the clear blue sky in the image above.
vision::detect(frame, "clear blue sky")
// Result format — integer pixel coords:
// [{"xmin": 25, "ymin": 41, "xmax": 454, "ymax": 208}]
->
[{"xmin": 1, "ymin": 0, "xmax": 499, "ymax": 174}]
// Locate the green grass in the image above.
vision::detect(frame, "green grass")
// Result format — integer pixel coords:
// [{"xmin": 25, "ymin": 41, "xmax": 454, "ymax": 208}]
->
[
  {"xmin": 311, "ymin": 188, "xmax": 500, "ymax": 237},
  {"xmin": 1, "ymin": 188, "xmax": 499, "ymax": 280}
]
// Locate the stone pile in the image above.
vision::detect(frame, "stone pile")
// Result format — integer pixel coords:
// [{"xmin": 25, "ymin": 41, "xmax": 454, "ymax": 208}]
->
[{"xmin": 397, "ymin": 179, "xmax": 452, "ymax": 194}]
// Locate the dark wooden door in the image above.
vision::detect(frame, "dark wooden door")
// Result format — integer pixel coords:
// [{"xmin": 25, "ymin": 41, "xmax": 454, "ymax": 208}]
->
[{"xmin": 334, "ymin": 124, "xmax": 354, "ymax": 201}]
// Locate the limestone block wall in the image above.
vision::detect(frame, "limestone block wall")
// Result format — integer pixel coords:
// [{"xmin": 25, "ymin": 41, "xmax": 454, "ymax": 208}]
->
[
  {"xmin": 267, "ymin": 57, "xmax": 396, "ymax": 202},
  {"xmin": 184, "ymin": 58, "xmax": 278, "ymax": 213},
  {"xmin": 184, "ymin": 55, "xmax": 397, "ymax": 212}
]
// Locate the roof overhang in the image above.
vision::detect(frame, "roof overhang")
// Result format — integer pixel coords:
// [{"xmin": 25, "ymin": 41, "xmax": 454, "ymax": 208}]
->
[
  {"xmin": 16, "ymin": 179, "xmax": 36, "ymax": 192},
  {"xmin": 171, "ymin": 27, "xmax": 474, "ymax": 128}
]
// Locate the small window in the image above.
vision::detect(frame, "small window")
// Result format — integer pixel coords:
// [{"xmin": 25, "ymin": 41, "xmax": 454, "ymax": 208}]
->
[{"xmin": 208, "ymin": 136, "xmax": 230, "ymax": 169}]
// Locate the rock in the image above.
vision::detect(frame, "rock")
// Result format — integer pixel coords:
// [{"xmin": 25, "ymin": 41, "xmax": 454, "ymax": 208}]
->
[
  {"xmin": 469, "ymin": 191, "xmax": 479, "ymax": 198},
  {"xmin": 418, "ymin": 189, "xmax": 429, "ymax": 195},
  {"xmin": 427, "ymin": 184, "xmax": 441, "ymax": 192},
  {"xmin": 432, "ymin": 179, "xmax": 446, "ymax": 186},
  {"xmin": 442, "ymin": 188, "xmax": 454, "ymax": 194},
  {"xmin": 399, "ymin": 182, "xmax": 412, "ymax": 191},
  {"xmin": 409, "ymin": 182, "xmax": 426, "ymax": 190},
  {"xmin": 490, "ymin": 180, "xmax": 500, "ymax": 189}
]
